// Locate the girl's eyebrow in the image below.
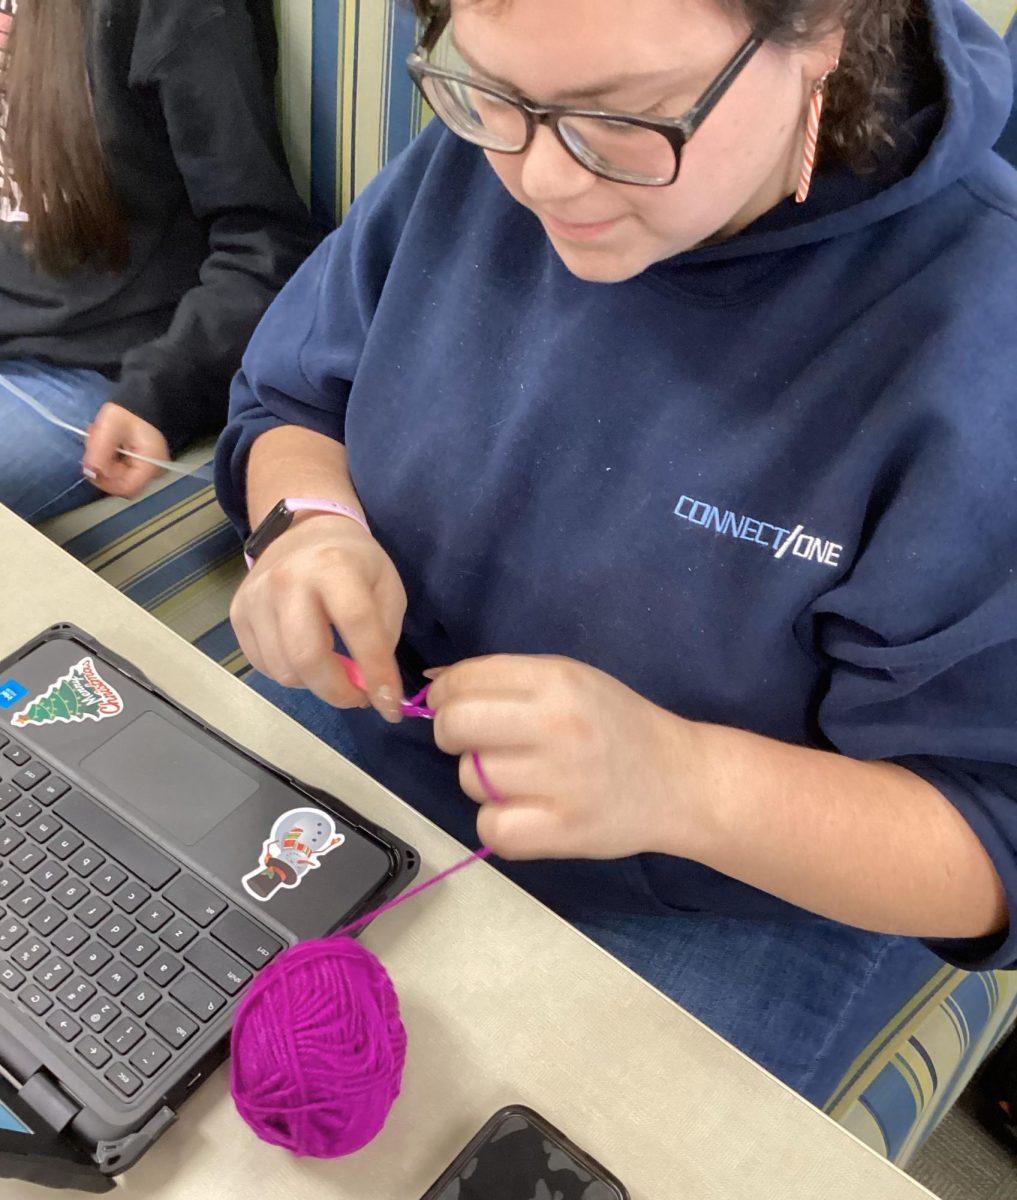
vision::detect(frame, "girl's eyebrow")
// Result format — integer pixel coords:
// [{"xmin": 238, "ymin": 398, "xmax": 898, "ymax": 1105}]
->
[{"xmin": 450, "ymin": 35, "xmax": 690, "ymax": 104}]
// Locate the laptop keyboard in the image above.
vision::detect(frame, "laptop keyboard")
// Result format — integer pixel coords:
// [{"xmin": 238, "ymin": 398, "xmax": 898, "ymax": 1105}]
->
[{"xmin": 0, "ymin": 728, "xmax": 285, "ymax": 1103}]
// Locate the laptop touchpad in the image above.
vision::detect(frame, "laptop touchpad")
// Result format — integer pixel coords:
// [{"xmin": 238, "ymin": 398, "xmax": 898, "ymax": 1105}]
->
[{"xmin": 82, "ymin": 711, "xmax": 259, "ymax": 846}]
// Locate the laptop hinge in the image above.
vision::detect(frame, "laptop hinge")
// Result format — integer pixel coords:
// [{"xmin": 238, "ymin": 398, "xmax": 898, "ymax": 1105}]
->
[{"xmin": 19, "ymin": 1070, "xmax": 79, "ymax": 1135}]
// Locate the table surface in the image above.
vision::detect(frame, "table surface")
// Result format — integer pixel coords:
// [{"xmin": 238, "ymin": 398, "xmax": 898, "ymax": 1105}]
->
[{"xmin": 0, "ymin": 508, "xmax": 935, "ymax": 1200}]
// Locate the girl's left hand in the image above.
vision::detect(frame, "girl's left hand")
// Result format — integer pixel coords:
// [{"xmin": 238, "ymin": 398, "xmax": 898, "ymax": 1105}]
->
[{"xmin": 426, "ymin": 655, "xmax": 703, "ymax": 861}]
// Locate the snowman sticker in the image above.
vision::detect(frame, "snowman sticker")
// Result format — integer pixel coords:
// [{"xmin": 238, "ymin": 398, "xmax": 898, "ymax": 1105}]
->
[{"xmin": 242, "ymin": 807, "xmax": 345, "ymax": 901}]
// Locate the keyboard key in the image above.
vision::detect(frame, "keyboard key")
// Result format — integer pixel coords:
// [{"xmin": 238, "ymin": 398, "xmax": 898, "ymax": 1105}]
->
[
  {"xmin": 0, "ymin": 734, "xmax": 6, "ymax": 751},
  {"xmin": 129, "ymin": 1039, "xmax": 170, "ymax": 1078},
  {"xmin": 170, "ymin": 973, "xmax": 226, "ymax": 1023},
  {"xmin": 25, "ymin": 814, "xmax": 60, "ymax": 844},
  {"xmin": 104, "ymin": 1062, "xmax": 143, "ymax": 1098},
  {"xmin": 53, "ymin": 878, "xmax": 89, "ymax": 909},
  {"xmin": 112, "ymin": 883, "xmax": 149, "ymax": 915},
  {"xmin": 30, "ymin": 861, "xmax": 67, "ymax": 892},
  {"xmin": 33, "ymin": 777, "xmax": 70, "ymax": 806},
  {"xmin": 138, "ymin": 902, "xmax": 173, "ymax": 934},
  {"xmin": 97, "ymin": 961, "xmax": 136, "ymax": 997},
  {"xmin": 0, "ymin": 866, "xmax": 22, "ymax": 898},
  {"xmin": 12, "ymin": 763, "xmax": 48, "ymax": 790},
  {"xmin": 212, "ymin": 910, "xmax": 284, "ymax": 969},
  {"xmin": 54, "ymin": 793, "xmax": 178, "ymax": 890},
  {"xmin": 184, "ymin": 939, "xmax": 250, "ymax": 996},
  {"xmin": 45, "ymin": 1010, "xmax": 81, "ymax": 1043},
  {"xmin": 19, "ymin": 984, "xmax": 53, "ymax": 1016},
  {"xmin": 67, "ymin": 847, "xmax": 104, "ymax": 878},
  {"xmin": 74, "ymin": 944, "xmax": 113, "ymax": 976},
  {"xmin": 35, "ymin": 957, "xmax": 71, "ymax": 990},
  {"xmin": 96, "ymin": 915, "xmax": 133, "ymax": 948},
  {"xmin": 76, "ymin": 898, "xmax": 112, "ymax": 928},
  {"xmin": 6, "ymin": 798, "xmax": 41, "ymax": 827},
  {"xmin": 122, "ymin": 981, "xmax": 158, "ymax": 1017},
  {"xmin": 59, "ymin": 978, "xmax": 96, "ymax": 1012},
  {"xmin": 13, "ymin": 937, "xmax": 49, "ymax": 970},
  {"xmin": 164, "ymin": 877, "xmax": 225, "ymax": 928},
  {"xmin": 92, "ymin": 865, "xmax": 127, "ymax": 897},
  {"xmin": 149, "ymin": 1002, "xmax": 198, "ymax": 1049},
  {"xmin": 144, "ymin": 952, "xmax": 183, "ymax": 986},
  {"xmin": 75, "ymin": 1034, "xmax": 111, "ymax": 1068},
  {"xmin": 80, "ymin": 996, "xmax": 118, "ymax": 1033},
  {"xmin": 0, "ymin": 918, "xmax": 27, "ymax": 950},
  {"xmin": 10, "ymin": 844, "xmax": 43, "ymax": 873},
  {"xmin": 105, "ymin": 1017, "xmax": 145, "ymax": 1054},
  {"xmin": 47, "ymin": 831, "xmax": 82, "ymax": 861},
  {"xmin": 0, "ymin": 963, "xmax": 24, "ymax": 990},
  {"xmin": 159, "ymin": 916, "xmax": 197, "ymax": 951},
  {"xmin": 122, "ymin": 934, "xmax": 158, "ymax": 967},
  {"xmin": 0, "ymin": 783, "xmax": 20, "ymax": 809},
  {"xmin": 28, "ymin": 903, "xmax": 67, "ymax": 937},
  {"xmin": 52, "ymin": 923, "xmax": 89, "ymax": 955},
  {"xmin": 0, "ymin": 827, "xmax": 24, "ymax": 855},
  {"xmin": 3, "ymin": 744, "xmax": 29, "ymax": 766},
  {"xmin": 10, "ymin": 885, "xmax": 44, "ymax": 917}
]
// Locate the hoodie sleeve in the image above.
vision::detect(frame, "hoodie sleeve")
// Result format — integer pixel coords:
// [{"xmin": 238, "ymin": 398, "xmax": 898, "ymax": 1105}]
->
[
  {"xmin": 812, "ymin": 413, "xmax": 1017, "ymax": 970},
  {"xmin": 214, "ymin": 120, "xmax": 445, "ymax": 535},
  {"xmin": 110, "ymin": 1, "xmax": 321, "ymax": 453}
]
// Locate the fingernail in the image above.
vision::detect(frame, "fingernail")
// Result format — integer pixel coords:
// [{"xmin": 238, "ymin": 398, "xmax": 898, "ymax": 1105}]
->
[
  {"xmin": 374, "ymin": 685, "xmax": 402, "ymax": 723},
  {"xmin": 82, "ymin": 465, "xmax": 99, "ymax": 482},
  {"xmin": 422, "ymin": 667, "xmax": 447, "ymax": 680}
]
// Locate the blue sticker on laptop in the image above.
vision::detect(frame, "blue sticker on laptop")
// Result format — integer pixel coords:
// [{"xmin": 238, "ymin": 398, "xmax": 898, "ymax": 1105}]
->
[
  {"xmin": 10, "ymin": 657, "xmax": 124, "ymax": 728},
  {"xmin": 0, "ymin": 680, "xmax": 27, "ymax": 709},
  {"xmin": 242, "ymin": 807, "xmax": 346, "ymax": 901}
]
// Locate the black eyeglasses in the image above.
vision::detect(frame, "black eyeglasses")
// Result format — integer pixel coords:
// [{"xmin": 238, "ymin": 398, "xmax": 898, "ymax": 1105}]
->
[{"xmin": 407, "ymin": 35, "xmax": 764, "ymax": 187}]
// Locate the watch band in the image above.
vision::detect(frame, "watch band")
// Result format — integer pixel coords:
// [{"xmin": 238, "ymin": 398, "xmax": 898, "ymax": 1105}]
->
[{"xmin": 244, "ymin": 498, "xmax": 370, "ymax": 569}]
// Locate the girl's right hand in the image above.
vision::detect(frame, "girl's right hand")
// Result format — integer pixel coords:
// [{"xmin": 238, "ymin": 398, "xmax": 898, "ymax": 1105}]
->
[{"xmin": 229, "ymin": 513, "xmax": 407, "ymax": 722}]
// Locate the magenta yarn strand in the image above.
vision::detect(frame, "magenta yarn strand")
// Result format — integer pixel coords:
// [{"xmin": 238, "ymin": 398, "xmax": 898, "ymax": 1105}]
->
[
  {"xmin": 338, "ymin": 844, "xmax": 493, "ymax": 938},
  {"xmin": 337, "ymin": 710, "xmax": 506, "ymax": 937}
]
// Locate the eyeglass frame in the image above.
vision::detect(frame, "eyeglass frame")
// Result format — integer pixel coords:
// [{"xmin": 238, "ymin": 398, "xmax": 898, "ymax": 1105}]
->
[{"xmin": 406, "ymin": 33, "xmax": 766, "ymax": 188}]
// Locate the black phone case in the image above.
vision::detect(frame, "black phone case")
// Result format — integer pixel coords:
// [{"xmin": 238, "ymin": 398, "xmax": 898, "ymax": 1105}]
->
[
  {"xmin": 419, "ymin": 1104, "xmax": 630, "ymax": 1200},
  {"xmin": 0, "ymin": 623, "xmax": 420, "ymax": 1180}
]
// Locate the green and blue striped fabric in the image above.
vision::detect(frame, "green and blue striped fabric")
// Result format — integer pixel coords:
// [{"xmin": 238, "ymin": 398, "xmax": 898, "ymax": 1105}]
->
[
  {"xmin": 274, "ymin": 0, "xmax": 428, "ymax": 226},
  {"xmin": 41, "ymin": 0, "xmax": 1017, "ymax": 1168},
  {"xmin": 830, "ymin": 966, "xmax": 1017, "ymax": 1160}
]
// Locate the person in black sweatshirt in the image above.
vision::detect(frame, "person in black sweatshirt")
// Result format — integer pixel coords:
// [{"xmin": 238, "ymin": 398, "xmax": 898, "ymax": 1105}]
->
[{"xmin": 0, "ymin": 0, "xmax": 320, "ymax": 521}]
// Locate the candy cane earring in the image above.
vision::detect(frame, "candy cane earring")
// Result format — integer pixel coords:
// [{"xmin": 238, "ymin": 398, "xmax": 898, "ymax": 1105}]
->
[{"xmin": 795, "ymin": 65, "xmax": 837, "ymax": 204}]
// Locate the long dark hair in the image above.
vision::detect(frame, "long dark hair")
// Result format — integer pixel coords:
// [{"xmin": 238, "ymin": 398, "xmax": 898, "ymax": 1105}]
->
[
  {"xmin": 407, "ymin": 0, "xmax": 922, "ymax": 172},
  {"xmin": 2, "ymin": 0, "xmax": 129, "ymax": 274}
]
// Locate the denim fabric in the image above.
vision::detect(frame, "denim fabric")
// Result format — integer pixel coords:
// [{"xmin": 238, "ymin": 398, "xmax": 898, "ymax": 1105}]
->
[{"xmin": 0, "ymin": 358, "xmax": 111, "ymax": 522}]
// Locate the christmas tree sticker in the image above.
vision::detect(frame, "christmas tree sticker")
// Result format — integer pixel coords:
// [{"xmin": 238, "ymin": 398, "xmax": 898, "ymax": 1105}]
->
[{"xmin": 11, "ymin": 658, "xmax": 124, "ymax": 728}]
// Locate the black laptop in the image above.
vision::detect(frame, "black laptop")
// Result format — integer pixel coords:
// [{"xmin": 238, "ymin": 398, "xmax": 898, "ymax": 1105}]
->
[{"xmin": 0, "ymin": 624, "xmax": 418, "ymax": 1191}]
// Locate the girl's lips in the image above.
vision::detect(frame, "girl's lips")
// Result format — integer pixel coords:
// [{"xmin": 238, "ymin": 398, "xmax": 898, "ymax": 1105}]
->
[{"xmin": 542, "ymin": 212, "xmax": 623, "ymax": 241}]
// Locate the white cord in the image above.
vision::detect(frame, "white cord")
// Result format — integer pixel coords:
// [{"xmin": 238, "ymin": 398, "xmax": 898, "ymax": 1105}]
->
[{"xmin": 0, "ymin": 371, "xmax": 215, "ymax": 482}]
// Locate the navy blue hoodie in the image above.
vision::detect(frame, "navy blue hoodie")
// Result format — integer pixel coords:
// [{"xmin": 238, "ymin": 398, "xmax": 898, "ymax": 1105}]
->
[{"xmin": 218, "ymin": 0, "xmax": 1017, "ymax": 969}]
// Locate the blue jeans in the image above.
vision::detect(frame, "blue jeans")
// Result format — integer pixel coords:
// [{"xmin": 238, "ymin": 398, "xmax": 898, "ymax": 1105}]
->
[
  {"xmin": 247, "ymin": 672, "xmax": 946, "ymax": 1108},
  {"xmin": 0, "ymin": 358, "xmax": 112, "ymax": 522}
]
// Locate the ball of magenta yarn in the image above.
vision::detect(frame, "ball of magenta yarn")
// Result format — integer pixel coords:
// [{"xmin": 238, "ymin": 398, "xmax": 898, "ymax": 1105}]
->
[{"xmin": 229, "ymin": 936, "xmax": 407, "ymax": 1157}]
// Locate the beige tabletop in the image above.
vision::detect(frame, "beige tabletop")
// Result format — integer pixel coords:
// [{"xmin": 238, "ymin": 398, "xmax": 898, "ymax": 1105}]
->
[{"xmin": 0, "ymin": 508, "xmax": 934, "ymax": 1200}]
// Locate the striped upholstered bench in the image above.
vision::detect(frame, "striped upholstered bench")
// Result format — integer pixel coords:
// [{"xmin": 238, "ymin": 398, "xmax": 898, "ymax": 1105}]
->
[{"xmin": 40, "ymin": 0, "xmax": 1017, "ymax": 1167}]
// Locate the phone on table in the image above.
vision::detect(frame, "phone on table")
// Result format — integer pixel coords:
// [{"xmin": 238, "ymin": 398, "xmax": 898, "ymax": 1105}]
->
[{"xmin": 420, "ymin": 1105, "xmax": 630, "ymax": 1200}]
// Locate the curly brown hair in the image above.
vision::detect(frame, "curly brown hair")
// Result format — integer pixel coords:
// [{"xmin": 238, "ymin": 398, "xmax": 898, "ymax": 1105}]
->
[{"xmin": 406, "ymin": 0, "xmax": 927, "ymax": 172}]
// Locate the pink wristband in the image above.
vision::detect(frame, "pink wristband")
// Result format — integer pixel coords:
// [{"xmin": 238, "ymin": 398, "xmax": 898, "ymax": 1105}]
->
[{"xmin": 243, "ymin": 497, "xmax": 370, "ymax": 569}]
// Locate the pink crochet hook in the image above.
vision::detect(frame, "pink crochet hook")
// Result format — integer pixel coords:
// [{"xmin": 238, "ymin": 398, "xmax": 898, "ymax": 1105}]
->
[
  {"xmin": 337, "ymin": 654, "xmax": 434, "ymax": 718},
  {"xmin": 333, "ymin": 653, "xmax": 504, "ymax": 838}
]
